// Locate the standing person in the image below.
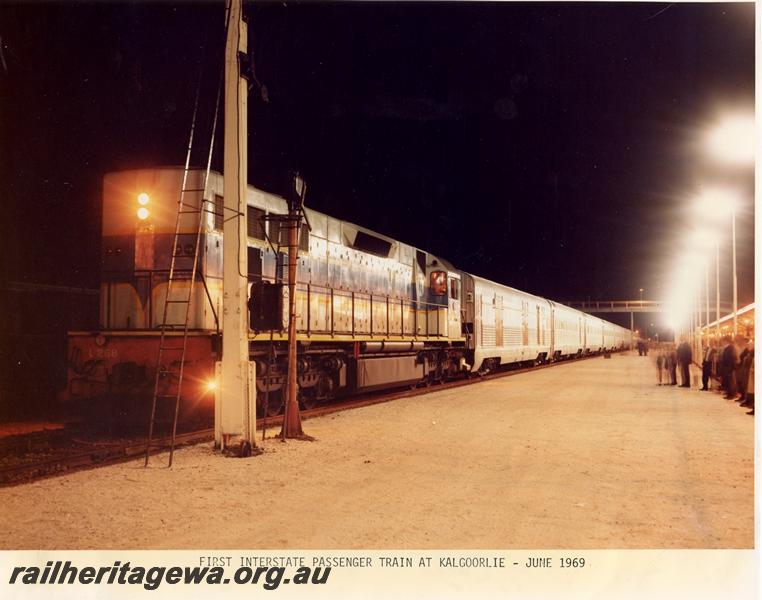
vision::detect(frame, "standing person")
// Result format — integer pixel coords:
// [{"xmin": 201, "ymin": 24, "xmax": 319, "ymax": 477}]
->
[
  {"xmin": 721, "ymin": 335, "xmax": 739, "ymax": 400},
  {"xmin": 717, "ymin": 337, "xmax": 729, "ymax": 391},
  {"xmin": 676, "ymin": 337, "xmax": 692, "ymax": 388},
  {"xmin": 655, "ymin": 345, "xmax": 665, "ymax": 385},
  {"xmin": 666, "ymin": 343, "xmax": 678, "ymax": 386},
  {"xmin": 739, "ymin": 343, "xmax": 754, "ymax": 414},
  {"xmin": 736, "ymin": 336, "xmax": 751, "ymax": 402},
  {"xmin": 701, "ymin": 339, "xmax": 717, "ymax": 391}
]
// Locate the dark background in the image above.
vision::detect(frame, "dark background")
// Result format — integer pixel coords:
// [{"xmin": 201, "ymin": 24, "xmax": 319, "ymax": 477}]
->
[{"xmin": 0, "ymin": 2, "xmax": 755, "ymax": 407}]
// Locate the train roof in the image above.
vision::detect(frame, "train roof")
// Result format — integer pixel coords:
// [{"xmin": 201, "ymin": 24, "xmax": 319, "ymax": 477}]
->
[{"xmin": 105, "ymin": 167, "xmax": 453, "ymax": 269}]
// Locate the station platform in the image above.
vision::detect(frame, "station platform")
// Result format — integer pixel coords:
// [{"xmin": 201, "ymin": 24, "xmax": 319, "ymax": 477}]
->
[{"xmin": 0, "ymin": 351, "xmax": 754, "ymax": 549}]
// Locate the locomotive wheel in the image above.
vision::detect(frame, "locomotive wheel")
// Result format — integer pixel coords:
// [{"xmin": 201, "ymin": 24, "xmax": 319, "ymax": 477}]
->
[
  {"xmin": 299, "ymin": 391, "xmax": 319, "ymax": 411},
  {"xmin": 262, "ymin": 391, "xmax": 284, "ymax": 417}
]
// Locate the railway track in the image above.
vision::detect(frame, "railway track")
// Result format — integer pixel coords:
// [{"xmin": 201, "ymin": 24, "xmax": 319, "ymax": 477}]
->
[{"xmin": 0, "ymin": 351, "xmax": 617, "ymax": 486}]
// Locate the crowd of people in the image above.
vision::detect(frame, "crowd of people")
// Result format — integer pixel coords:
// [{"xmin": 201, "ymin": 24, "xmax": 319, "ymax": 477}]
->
[{"xmin": 644, "ymin": 335, "xmax": 754, "ymax": 415}]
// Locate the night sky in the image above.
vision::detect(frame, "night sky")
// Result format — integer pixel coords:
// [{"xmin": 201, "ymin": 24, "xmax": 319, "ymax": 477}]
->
[{"xmin": 0, "ymin": 2, "xmax": 755, "ymax": 331}]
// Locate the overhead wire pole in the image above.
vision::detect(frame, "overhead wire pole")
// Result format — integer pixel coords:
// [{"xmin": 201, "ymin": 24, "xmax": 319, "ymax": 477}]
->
[
  {"xmin": 732, "ymin": 206, "xmax": 738, "ymax": 336},
  {"xmin": 705, "ymin": 263, "xmax": 710, "ymax": 334},
  {"xmin": 715, "ymin": 240, "xmax": 721, "ymax": 337},
  {"xmin": 216, "ymin": 0, "xmax": 257, "ymax": 454}
]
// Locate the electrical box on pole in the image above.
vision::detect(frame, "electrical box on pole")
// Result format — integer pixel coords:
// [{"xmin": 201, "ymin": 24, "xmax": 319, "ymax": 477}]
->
[{"xmin": 248, "ymin": 282, "xmax": 288, "ymax": 331}]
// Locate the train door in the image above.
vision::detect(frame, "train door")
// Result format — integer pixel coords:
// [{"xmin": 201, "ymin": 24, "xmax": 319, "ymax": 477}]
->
[
  {"xmin": 447, "ymin": 273, "xmax": 462, "ymax": 339},
  {"xmin": 550, "ymin": 306, "xmax": 556, "ymax": 357},
  {"xmin": 495, "ymin": 294, "xmax": 503, "ymax": 347},
  {"xmin": 521, "ymin": 301, "xmax": 529, "ymax": 346},
  {"xmin": 414, "ymin": 250, "xmax": 426, "ymax": 334},
  {"xmin": 461, "ymin": 274, "xmax": 475, "ymax": 349},
  {"xmin": 536, "ymin": 304, "xmax": 541, "ymax": 345}
]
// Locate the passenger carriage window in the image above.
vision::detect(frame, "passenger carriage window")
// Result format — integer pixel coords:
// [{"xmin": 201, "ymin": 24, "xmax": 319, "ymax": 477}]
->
[{"xmin": 247, "ymin": 207, "xmax": 266, "ymax": 240}]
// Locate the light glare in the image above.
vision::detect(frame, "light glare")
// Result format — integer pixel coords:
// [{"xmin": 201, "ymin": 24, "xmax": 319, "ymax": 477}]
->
[
  {"xmin": 706, "ymin": 113, "xmax": 755, "ymax": 166},
  {"xmin": 138, "ymin": 192, "xmax": 150, "ymax": 205},
  {"xmin": 695, "ymin": 188, "xmax": 737, "ymax": 220},
  {"xmin": 137, "ymin": 207, "xmax": 150, "ymax": 220}
]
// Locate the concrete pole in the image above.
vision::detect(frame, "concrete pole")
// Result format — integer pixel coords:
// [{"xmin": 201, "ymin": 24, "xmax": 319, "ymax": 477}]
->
[
  {"xmin": 695, "ymin": 288, "xmax": 701, "ymax": 359},
  {"xmin": 715, "ymin": 241, "xmax": 721, "ymax": 337},
  {"xmin": 732, "ymin": 207, "xmax": 738, "ymax": 336},
  {"xmin": 705, "ymin": 263, "xmax": 709, "ymax": 332},
  {"xmin": 217, "ymin": 0, "xmax": 256, "ymax": 450}
]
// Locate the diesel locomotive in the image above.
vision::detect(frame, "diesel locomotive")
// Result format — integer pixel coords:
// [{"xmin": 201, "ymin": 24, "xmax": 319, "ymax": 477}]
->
[{"xmin": 66, "ymin": 167, "xmax": 631, "ymax": 420}]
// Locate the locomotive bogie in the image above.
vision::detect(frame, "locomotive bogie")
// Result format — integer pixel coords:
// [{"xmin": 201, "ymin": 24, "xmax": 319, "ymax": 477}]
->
[{"xmin": 66, "ymin": 331, "xmax": 217, "ymax": 429}]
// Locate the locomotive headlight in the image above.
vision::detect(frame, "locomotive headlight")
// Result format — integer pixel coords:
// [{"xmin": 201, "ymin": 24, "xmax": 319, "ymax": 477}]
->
[
  {"xmin": 137, "ymin": 207, "xmax": 150, "ymax": 220},
  {"xmin": 137, "ymin": 192, "xmax": 150, "ymax": 205}
]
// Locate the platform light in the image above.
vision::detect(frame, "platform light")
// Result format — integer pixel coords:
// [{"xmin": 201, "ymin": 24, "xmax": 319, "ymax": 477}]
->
[
  {"xmin": 206, "ymin": 379, "xmax": 218, "ymax": 392},
  {"xmin": 695, "ymin": 188, "xmax": 738, "ymax": 221},
  {"xmin": 137, "ymin": 192, "xmax": 150, "ymax": 206},
  {"xmin": 686, "ymin": 227, "xmax": 719, "ymax": 250},
  {"xmin": 137, "ymin": 207, "xmax": 150, "ymax": 220},
  {"xmin": 705, "ymin": 112, "xmax": 755, "ymax": 166}
]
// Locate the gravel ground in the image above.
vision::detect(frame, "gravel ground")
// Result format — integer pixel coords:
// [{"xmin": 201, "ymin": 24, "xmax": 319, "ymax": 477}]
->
[{"xmin": 0, "ymin": 352, "xmax": 753, "ymax": 549}]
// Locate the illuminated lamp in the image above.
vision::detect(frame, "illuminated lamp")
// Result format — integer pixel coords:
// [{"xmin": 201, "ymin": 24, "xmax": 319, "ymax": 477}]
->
[
  {"xmin": 138, "ymin": 192, "xmax": 150, "ymax": 205},
  {"xmin": 137, "ymin": 207, "xmax": 150, "ymax": 220}
]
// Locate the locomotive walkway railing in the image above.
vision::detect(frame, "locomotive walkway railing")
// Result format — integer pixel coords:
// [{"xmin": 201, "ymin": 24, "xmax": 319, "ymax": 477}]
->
[
  {"xmin": 292, "ymin": 281, "xmax": 446, "ymax": 338},
  {"xmin": 101, "ymin": 269, "xmax": 449, "ymax": 338}
]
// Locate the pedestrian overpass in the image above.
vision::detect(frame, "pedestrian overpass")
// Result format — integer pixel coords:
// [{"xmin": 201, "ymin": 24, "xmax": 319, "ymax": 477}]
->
[{"xmin": 562, "ymin": 300, "xmax": 735, "ymax": 332}]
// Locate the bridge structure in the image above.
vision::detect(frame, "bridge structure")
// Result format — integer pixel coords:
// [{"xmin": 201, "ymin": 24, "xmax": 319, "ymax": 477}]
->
[{"xmin": 563, "ymin": 299, "xmax": 735, "ymax": 334}]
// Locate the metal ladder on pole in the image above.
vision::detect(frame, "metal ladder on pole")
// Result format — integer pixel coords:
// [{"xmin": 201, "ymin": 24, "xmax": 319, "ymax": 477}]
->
[{"xmin": 144, "ymin": 66, "xmax": 224, "ymax": 468}]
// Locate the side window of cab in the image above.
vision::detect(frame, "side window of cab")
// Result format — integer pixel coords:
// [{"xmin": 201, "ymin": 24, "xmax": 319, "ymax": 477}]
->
[{"xmin": 449, "ymin": 278, "xmax": 459, "ymax": 300}]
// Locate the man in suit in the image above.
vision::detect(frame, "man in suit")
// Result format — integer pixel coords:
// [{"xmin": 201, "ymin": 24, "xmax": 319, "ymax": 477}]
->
[
  {"xmin": 700, "ymin": 339, "xmax": 717, "ymax": 391},
  {"xmin": 666, "ymin": 344, "xmax": 678, "ymax": 385},
  {"xmin": 720, "ymin": 335, "xmax": 739, "ymax": 400},
  {"xmin": 676, "ymin": 337, "xmax": 692, "ymax": 388},
  {"xmin": 736, "ymin": 336, "xmax": 751, "ymax": 402},
  {"xmin": 739, "ymin": 343, "xmax": 754, "ymax": 414}
]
